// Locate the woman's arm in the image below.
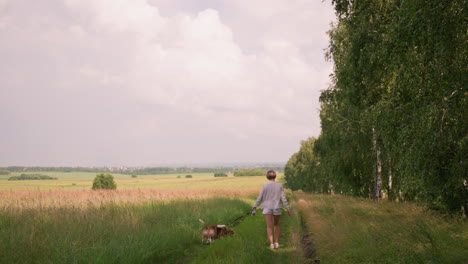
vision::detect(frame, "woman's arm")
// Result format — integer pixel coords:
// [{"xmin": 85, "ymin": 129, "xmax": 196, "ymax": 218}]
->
[{"xmin": 252, "ymin": 186, "xmax": 265, "ymax": 209}]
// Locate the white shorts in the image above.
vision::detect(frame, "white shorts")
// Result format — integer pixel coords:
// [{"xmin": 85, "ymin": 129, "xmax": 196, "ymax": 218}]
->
[{"xmin": 262, "ymin": 208, "xmax": 282, "ymax": 215}]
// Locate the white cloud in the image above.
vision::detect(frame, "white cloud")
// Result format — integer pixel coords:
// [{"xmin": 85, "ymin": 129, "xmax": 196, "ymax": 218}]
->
[
  {"xmin": 0, "ymin": 0, "xmax": 335, "ymax": 166},
  {"xmin": 65, "ymin": 0, "xmax": 166, "ymax": 36}
]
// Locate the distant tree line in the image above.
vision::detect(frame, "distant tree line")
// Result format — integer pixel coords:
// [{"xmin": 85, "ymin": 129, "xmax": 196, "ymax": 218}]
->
[
  {"xmin": 234, "ymin": 169, "xmax": 265, "ymax": 176},
  {"xmin": 8, "ymin": 174, "xmax": 57, "ymax": 181},
  {"xmin": 3, "ymin": 166, "xmax": 100, "ymax": 173},
  {"xmin": 286, "ymin": 0, "xmax": 467, "ymax": 216},
  {"xmin": 1, "ymin": 166, "xmax": 284, "ymax": 175},
  {"xmin": 0, "ymin": 169, "xmax": 10, "ymax": 175},
  {"xmin": 214, "ymin": 173, "xmax": 228, "ymax": 177}
]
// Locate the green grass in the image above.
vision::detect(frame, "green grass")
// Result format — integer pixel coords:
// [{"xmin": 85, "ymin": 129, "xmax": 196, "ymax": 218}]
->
[
  {"xmin": 190, "ymin": 205, "xmax": 302, "ymax": 264},
  {"xmin": 294, "ymin": 193, "xmax": 468, "ymax": 264},
  {"xmin": 1, "ymin": 172, "xmax": 466, "ymax": 263},
  {"xmin": 0, "ymin": 196, "xmax": 302, "ymax": 264}
]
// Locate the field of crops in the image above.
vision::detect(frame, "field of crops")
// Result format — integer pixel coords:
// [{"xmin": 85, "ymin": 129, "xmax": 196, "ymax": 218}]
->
[
  {"xmin": 1, "ymin": 172, "xmax": 466, "ymax": 263},
  {"xmin": 0, "ymin": 173, "xmax": 305, "ymax": 264},
  {"xmin": 0, "ymin": 172, "xmax": 268, "ymax": 191}
]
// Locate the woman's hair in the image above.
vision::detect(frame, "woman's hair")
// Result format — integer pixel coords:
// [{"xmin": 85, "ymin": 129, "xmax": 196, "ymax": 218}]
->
[{"xmin": 266, "ymin": 170, "xmax": 276, "ymax": 180}]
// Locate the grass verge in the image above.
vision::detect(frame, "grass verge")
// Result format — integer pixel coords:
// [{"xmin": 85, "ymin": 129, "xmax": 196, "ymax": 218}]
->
[{"xmin": 293, "ymin": 192, "xmax": 468, "ymax": 264}]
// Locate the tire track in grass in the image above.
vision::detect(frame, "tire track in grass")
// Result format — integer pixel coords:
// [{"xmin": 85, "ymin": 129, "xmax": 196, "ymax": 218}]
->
[
  {"xmin": 291, "ymin": 193, "xmax": 321, "ymax": 264},
  {"xmin": 299, "ymin": 211, "xmax": 320, "ymax": 263}
]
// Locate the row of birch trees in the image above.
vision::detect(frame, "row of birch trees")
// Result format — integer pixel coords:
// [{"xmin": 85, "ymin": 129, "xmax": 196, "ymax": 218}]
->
[{"xmin": 285, "ymin": 0, "xmax": 467, "ymax": 216}]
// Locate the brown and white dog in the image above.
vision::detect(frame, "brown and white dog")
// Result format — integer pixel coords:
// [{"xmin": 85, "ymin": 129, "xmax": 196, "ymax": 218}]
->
[{"xmin": 199, "ymin": 219, "xmax": 234, "ymax": 244}]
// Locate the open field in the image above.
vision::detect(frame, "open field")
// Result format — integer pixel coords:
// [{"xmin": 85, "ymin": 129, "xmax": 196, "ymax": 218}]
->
[
  {"xmin": 0, "ymin": 172, "xmax": 270, "ymax": 191},
  {"xmin": 0, "ymin": 172, "xmax": 304, "ymax": 264},
  {"xmin": 0, "ymin": 185, "xmax": 302, "ymax": 263},
  {"xmin": 1, "ymin": 172, "xmax": 467, "ymax": 263}
]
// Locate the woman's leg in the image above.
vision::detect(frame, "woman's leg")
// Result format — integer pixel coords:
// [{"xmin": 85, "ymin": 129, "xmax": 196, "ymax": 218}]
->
[
  {"xmin": 264, "ymin": 214, "xmax": 274, "ymax": 244},
  {"xmin": 273, "ymin": 215, "xmax": 280, "ymax": 244}
]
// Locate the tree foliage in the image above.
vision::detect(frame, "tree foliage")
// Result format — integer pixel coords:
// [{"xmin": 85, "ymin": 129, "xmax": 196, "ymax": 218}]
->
[
  {"xmin": 1, "ymin": 165, "xmax": 284, "ymax": 175},
  {"xmin": 284, "ymin": 138, "xmax": 327, "ymax": 192},
  {"xmin": 8, "ymin": 174, "xmax": 57, "ymax": 181},
  {"xmin": 286, "ymin": 0, "xmax": 467, "ymax": 216},
  {"xmin": 233, "ymin": 169, "xmax": 265, "ymax": 176},
  {"xmin": 92, "ymin": 174, "xmax": 117, "ymax": 190}
]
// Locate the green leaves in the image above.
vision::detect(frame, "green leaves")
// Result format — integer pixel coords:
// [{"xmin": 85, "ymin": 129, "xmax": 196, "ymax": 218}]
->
[
  {"xmin": 285, "ymin": 138, "xmax": 328, "ymax": 193},
  {"xmin": 287, "ymin": 0, "xmax": 467, "ymax": 216},
  {"xmin": 92, "ymin": 174, "xmax": 117, "ymax": 190}
]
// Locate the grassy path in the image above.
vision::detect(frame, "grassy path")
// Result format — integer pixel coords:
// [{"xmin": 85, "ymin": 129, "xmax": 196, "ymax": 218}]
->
[{"xmin": 188, "ymin": 197, "xmax": 303, "ymax": 264}]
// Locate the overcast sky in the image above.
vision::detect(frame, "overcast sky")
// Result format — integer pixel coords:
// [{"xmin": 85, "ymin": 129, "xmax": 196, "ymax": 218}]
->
[{"xmin": 0, "ymin": 0, "xmax": 335, "ymax": 167}]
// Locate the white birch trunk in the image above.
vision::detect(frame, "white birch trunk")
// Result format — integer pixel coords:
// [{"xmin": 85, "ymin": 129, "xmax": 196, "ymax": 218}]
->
[
  {"xmin": 388, "ymin": 159, "xmax": 393, "ymax": 200},
  {"xmin": 372, "ymin": 128, "xmax": 382, "ymax": 200}
]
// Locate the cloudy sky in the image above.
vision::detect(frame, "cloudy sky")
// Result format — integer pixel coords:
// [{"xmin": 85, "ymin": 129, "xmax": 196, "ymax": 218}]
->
[{"xmin": 0, "ymin": 0, "xmax": 335, "ymax": 166}]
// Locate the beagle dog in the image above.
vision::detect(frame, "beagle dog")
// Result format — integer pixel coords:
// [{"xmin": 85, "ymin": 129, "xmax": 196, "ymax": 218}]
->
[{"xmin": 199, "ymin": 219, "xmax": 234, "ymax": 244}]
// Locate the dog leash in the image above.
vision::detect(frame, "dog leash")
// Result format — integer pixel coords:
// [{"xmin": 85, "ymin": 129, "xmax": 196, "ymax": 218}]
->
[{"xmin": 225, "ymin": 211, "xmax": 252, "ymax": 227}]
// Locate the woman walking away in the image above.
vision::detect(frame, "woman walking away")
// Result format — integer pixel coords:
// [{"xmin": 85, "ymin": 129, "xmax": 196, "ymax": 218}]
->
[{"xmin": 252, "ymin": 170, "xmax": 290, "ymax": 249}]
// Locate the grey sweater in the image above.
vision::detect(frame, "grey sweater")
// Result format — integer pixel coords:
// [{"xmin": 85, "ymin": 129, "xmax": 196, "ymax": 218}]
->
[{"xmin": 253, "ymin": 181, "xmax": 289, "ymax": 210}]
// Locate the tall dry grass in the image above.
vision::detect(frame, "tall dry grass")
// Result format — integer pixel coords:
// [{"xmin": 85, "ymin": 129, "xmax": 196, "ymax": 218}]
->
[
  {"xmin": 0, "ymin": 176, "xmax": 306, "ymax": 264},
  {"xmin": 0, "ymin": 192, "xmax": 258, "ymax": 263},
  {"xmin": 293, "ymin": 192, "xmax": 468, "ymax": 264},
  {"xmin": 0, "ymin": 189, "xmax": 257, "ymax": 210}
]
